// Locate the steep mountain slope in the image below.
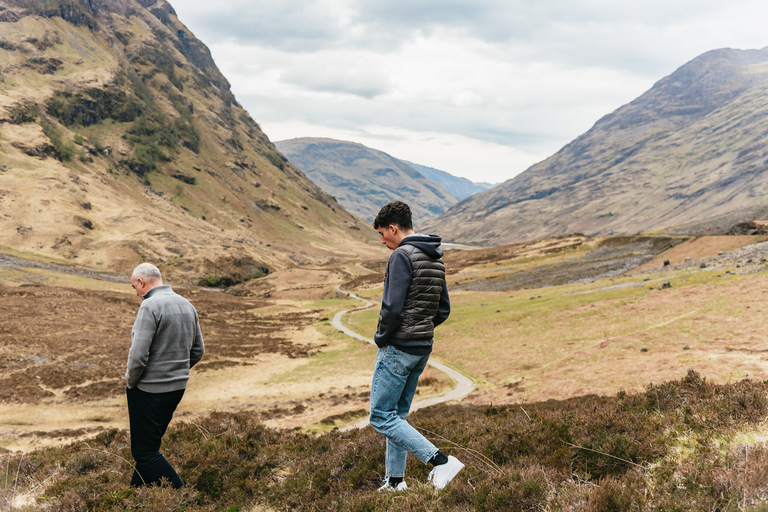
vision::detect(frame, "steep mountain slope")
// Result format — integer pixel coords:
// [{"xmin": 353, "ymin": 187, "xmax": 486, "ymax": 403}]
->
[
  {"xmin": 275, "ymin": 137, "xmax": 456, "ymax": 224},
  {"xmin": 0, "ymin": 0, "xmax": 377, "ymax": 282},
  {"xmin": 423, "ymin": 48, "xmax": 768, "ymax": 245},
  {"xmin": 404, "ymin": 160, "xmax": 495, "ymax": 199}
]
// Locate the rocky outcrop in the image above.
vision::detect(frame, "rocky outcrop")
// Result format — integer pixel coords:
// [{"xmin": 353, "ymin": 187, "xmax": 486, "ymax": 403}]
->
[{"xmin": 728, "ymin": 221, "xmax": 768, "ymax": 236}]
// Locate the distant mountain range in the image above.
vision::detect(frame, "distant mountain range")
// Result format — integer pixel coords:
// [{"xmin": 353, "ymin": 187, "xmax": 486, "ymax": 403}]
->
[
  {"xmin": 276, "ymin": 138, "xmax": 460, "ymax": 224},
  {"xmin": 423, "ymin": 47, "xmax": 768, "ymax": 245},
  {"xmin": 402, "ymin": 161, "xmax": 496, "ymax": 199}
]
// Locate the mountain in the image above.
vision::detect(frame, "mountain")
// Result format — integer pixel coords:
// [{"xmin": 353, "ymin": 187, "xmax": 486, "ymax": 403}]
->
[
  {"xmin": 422, "ymin": 48, "xmax": 768, "ymax": 245},
  {"xmin": 275, "ymin": 137, "xmax": 457, "ymax": 224},
  {"xmin": 403, "ymin": 161, "xmax": 496, "ymax": 199},
  {"xmin": 0, "ymin": 0, "xmax": 376, "ymax": 283}
]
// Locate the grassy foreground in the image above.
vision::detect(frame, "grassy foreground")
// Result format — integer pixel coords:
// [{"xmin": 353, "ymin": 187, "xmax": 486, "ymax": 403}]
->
[{"xmin": 3, "ymin": 371, "xmax": 768, "ymax": 511}]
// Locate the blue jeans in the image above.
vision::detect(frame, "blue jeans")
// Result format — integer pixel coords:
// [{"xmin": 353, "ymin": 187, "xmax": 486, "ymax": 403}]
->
[{"xmin": 369, "ymin": 344, "xmax": 438, "ymax": 479}]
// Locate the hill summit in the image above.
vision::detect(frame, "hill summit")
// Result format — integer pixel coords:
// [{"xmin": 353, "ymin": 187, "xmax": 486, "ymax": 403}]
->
[
  {"xmin": 424, "ymin": 47, "xmax": 768, "ymax": 245},
  {"xmin": 0, "ymin": 0, "xmax": 375, "ymax": 282}
]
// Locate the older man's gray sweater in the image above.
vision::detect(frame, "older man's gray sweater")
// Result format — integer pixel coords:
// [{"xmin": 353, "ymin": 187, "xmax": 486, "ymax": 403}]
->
[{"xmin": 125, "ymin": 285, "xmax": 205, "ymax": 393}]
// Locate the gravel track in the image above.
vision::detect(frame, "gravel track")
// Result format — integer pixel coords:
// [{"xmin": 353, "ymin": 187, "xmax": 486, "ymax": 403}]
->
[{"xmin": 330, "ymin": 284, "xmax": 475, "ymax": 431}]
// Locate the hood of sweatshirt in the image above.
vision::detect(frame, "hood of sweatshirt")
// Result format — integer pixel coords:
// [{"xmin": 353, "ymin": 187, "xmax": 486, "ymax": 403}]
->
[{"xmin": 399, "ymin": 234, "xmax": 443, "ymax": 259}]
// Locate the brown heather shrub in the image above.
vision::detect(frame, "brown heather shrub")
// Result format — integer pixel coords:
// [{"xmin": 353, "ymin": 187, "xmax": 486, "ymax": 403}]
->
[
  {"xmin": 583, "ymin": 472, "xmax": 646, "ymax": 512},
  {"xmin": 711, "ymin": 444, "xmax": 768, "ymax": 510},
  {"xmin": 3, "ymin": 371, "xmax": 768, "ymax": 510}
]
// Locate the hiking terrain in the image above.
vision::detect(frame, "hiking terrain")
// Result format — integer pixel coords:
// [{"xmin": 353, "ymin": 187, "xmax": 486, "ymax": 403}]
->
[
  {"xmin": 4, "ymin": 4, "xmax": 768, "ymax": 509},
  {"xmin": 4, "ymin": 231, "xmax": 768, "ymax": 510},
  {"xmin": 3, "ymin": 229, "xmax": 768, "ymax": 448}
]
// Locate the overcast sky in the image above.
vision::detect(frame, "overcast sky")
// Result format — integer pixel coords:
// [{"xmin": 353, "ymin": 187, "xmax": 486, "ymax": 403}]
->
[{"xmin": 170, "ymin": 0, "xmax": 768, "ymax": 184}]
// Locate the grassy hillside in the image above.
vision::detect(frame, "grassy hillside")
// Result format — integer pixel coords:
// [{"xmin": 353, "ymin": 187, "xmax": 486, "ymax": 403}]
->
[
  {"xmin": 0, "ymin": 0, "xmax": 379, "ymax": 284},
  {"xmin": 424, "ymin": 48, "xmax": 768, "ymax": 246},
  {"xmin": 346, "ymin": 234, "xmax": 768, "ymax": 404}
]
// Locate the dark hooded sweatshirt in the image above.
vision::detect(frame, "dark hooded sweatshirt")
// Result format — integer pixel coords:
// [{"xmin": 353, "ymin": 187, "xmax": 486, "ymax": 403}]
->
[{"xmin": 374, "ymin": 234, "xmax": 450, "ymax": 355}]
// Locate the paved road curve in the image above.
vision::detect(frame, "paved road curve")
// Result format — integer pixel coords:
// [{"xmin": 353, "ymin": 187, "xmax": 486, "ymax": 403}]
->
[{"xmin": 331, "ymin": 285, "xmax": 475, "ymax": 430}]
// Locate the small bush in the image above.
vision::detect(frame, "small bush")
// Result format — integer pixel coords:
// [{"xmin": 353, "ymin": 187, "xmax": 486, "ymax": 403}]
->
[
  {"xmin": 7, "ymin": 102, "xmax": 38, "ymax": 124},
  {"xmin": 584, "ymin": 474, "xmax": 645, "ymax": 512},
  {"xmin": 66, "ymin": 452, "xmax": 106, "ymax": 476},
  {"xmin": 266, "ymin": 153, "xmax": 284, "ymax": 170},
  {"xmin": 198, "ymin": 265, "xmax": 267, "ymax": 288},
  {"xmin": 92, "ymin": 137, "xmax": 106, "ymax": 153},
  {"xmin": 40, "ymin": 118, "xmax": 74, "ymax": 161}
]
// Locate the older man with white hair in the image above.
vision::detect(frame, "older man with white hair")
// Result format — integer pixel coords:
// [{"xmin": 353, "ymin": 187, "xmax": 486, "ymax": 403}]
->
[{"xmin": 125, "ymin": 262, "xmax": 204, "ymax": 488}]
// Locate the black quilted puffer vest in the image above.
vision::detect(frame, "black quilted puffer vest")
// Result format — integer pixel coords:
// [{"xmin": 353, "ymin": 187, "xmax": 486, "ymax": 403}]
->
[{"xmin": 388, "ymin": 244, "xmax": 445, "ymax": 340}]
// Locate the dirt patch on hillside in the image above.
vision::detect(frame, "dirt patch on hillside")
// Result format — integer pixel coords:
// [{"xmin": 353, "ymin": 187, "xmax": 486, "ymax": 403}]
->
[
  {"xmin": 229, "ymin": 265, "xmax": 362, "ymax": 300},
  {"xmin": 342, "ymin": 273, "xmax": 383, "ymax": 290}
]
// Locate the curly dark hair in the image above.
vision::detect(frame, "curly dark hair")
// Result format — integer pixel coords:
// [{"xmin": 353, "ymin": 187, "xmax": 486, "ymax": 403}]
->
[{"xmin": 373, "ymin": 201, "xmax": 412, "ymax": 231}]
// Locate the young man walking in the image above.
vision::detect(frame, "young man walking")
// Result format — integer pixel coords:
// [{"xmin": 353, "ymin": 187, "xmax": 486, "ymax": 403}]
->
[
  {"xmin": 369, "ymin": 201, "xmax": 464, "ymax": 491},
  {"xmin": 125, "ymin": 262, "xmax": 205, "ymax": 488}
]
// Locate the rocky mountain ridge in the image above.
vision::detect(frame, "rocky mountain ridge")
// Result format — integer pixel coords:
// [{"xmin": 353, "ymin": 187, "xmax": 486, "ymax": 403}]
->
[
  {"xmin": 403, "ymin": 160, "xmax": 497, "ymax": 200},
  {"xmin": 403, "ymin": 160, "xmax": 495, "ymax": 200},
  {"xmin": 423, "ymin": 47, "xmax": 768, "ymax": 245}
]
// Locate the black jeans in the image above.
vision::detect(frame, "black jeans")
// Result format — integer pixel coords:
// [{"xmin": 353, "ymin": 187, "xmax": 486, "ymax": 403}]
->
[{"xmin": 126, "ymin": 386, "xmax": 185, "ymax": 488}]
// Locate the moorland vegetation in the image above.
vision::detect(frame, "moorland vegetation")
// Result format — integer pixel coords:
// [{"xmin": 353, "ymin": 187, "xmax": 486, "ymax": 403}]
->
[
  {"xmin": 3, "ymin": 371, "xmax": 768, "ymax": 511},
  {"xmin": 4, "ymin": 2, "xmax": 768, "ymax": 511}
]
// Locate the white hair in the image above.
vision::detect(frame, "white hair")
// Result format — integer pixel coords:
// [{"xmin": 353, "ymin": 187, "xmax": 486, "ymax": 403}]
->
[{"xmin": 132, "ymin": 262, "xmax": 162, "ymax": 281}]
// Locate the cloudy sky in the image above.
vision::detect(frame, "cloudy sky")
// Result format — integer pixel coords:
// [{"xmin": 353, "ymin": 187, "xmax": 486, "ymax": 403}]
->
[{"xmin": 170, "ymin": 0, "xmax": 768, "ymax": 184}]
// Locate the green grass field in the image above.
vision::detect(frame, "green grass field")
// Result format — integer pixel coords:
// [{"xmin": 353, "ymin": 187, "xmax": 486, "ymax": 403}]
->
[{"xmin": 343, "ymin": 258, "xmax": 768, "ymax": 403}]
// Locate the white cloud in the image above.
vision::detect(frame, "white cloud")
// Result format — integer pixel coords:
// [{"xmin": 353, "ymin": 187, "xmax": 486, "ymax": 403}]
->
[
  {"xmin": 280, "ymin": 55, "xmax": 392, "ymax": 99},
  {"xmin": 169, "ymin": 0, "xmax": 768, "ymax": 183}
]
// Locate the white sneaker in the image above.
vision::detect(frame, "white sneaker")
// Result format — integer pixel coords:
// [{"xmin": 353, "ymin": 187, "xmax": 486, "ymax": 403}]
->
[
  {"xmin": 428, "ymin": 456, "xmax": 464, "ymax": 489},
  {"xmin": 377, "ymin": 479, "xmax": 408, "ymax": 492}
]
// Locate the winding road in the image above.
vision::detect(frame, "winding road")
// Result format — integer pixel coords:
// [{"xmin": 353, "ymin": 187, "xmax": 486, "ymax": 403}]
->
[{"xmin": 331, "ymin": 284, "xmax": 475, "ymax": 430}]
